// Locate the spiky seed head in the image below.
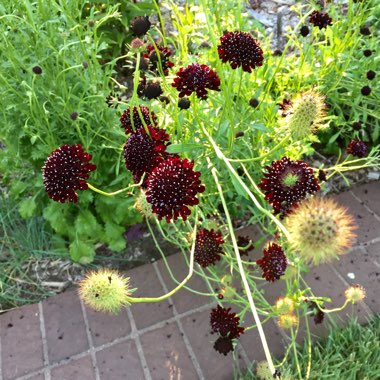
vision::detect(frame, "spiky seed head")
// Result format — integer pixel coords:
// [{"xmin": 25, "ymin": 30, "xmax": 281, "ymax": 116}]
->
[
  {"xmin": 277, "ymin": 313, "xmax": 298, "ymax": 330},
  {"xmin": 275, "ymin": 297, "xmax": 295, "ymax": 315},
  {"xmin": 282, "ymin": 90, "xmax": 327, "ymax": 140},
  {"xmin": 285, "ymin": 197, "xmax": 357, "ymax": 266},
  {"xmin": 256, "ymin": 361, "xmax": 272, "ymax": 380},
  {"xmin": 79, "ymin": 269, "xmax": 132, "ymax": 314},
  {"xmin": 135, "ymin": 190, "xmax": 154, "ymax": 219},
  {"xmin": 345, "ymin": 284, "xmax": 366, "ymax": 304},
  {"xmin": 220, "ymin": 286, "xmax": 236, "ymax": 300}
]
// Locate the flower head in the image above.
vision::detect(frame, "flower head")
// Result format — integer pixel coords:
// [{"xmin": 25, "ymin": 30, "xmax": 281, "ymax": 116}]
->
[
  {"xmin": 32, "ymin": 66, "xmax": 42, "ymax": 75},
  {"xmin": 172, "ymin": 63, "xmax": 220, "ymax": 99},
  {"xmin": 308, "ymin": 301, "xmax": 325, "ymax": 324},
  {"xmin": 217, "ymin": 31, "xmax": 264, "ymax": 73},
  {"xmin": 277, "ymin": 313, "xmax": 298, "ymax": 330},
  {"xmin": 213, "ymin": 336, "xmax": 234, "ymax": 355},
  {"xmin": 257, "ymin": 243, "xmax": 287, "ymax": 282},
  {"xmin": 366, "ymin": 70, "xmax": 376, "ymax": 80},
  {"xmin": 300, "ymin": 25, "xmax": 310, "ymax": 37},
  {"xmin": 130, "ymin": 16, "xmax": 151, "ymax": 36},
  {"xmin": 309, "ymin": 10, "xmax": 332, "ymax": 29},
  {"xmin": 42, "ymin": 144, "xmax": 96, "ymax": 203},
  {"xmin": 135, "ymin": 190, "xmax": 154, "ymax": 218},
  {"xmin": 120, "ymin": 106, "xmax": 157, "ymax": 135},
  {"xmin": 178, "ymin": 97, "xmax": 191, "ymax": 110},
  {"xmin": 210, "ymin": 305, "xmax": 244, "ymax": 338},
  {"xmin": 144, "ymin": 44, "xmax": 174, "ymax": 75},
  {"xmin": 361, "ymin": 86, "xmax": 371, "ymax": 96},
  {"xmin": 79, "ymin": 269, "xmax": 132, "ymax": 314},
  {"xmin": 345, "ymin": 284, "xmax": 366, "ymax": 303},
  {"xmin": 124, "ymin": 126, "xmax": 171, "ymax": 184},
  {"xmin": 258, "ymin": 157, "xmax": 320, "ymax": 215},
  {"xmin": 146, "ymin": 157, "xmax": 205, "ymax": 222},
  {"xmin": 285, "ymin": 197, "xmax": 357, "ymax": 265},
  {"xmin": 143, "ymin": 80, "xmax": 163, "ymax": 100},
  {"xmin": 194, "ymin": 228, "xmax": 224, "ymax": 267},
  {"xmin": 347, "ymin": 139, "xmax": 368, "ymax": 158},
  {"xmin": 275, "ymin": 297, "xmax": 294, "ymax": 315},
  {"xmin": 281, "ymin": 90, "xmax": 327, "ymax": 140}
]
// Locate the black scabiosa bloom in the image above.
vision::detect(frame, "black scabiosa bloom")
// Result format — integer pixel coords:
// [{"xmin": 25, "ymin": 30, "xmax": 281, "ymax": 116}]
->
[
  {"xmin": 42, "ymin": 144, "xmax": 96, "ymax": 203},
  {"xmin": 318, "ymin": 169, "xmax": 327, "ymax": 182},
  {"xmin": 361, "ymin": 86, "xmax": 371, "ymax": 96},
  {"xmin": 178, "ymin": 97, "xmax": 191, "ymax": 110},
  {"xmin": 70, "ymin": 112, "xmax": 78, "ymax": 121},
  {"xmin": 32, "ymin": 66, "xmax": 42, "ymax": 74},
  {"xmin": 249, "ymin": 98, "xmax": 259, "ymax": 108},
  {"xmin": 308, "ymin": 301, "xmax": 325, "ymax": 325},
  {"xmin": 360, "ymin": 25, "xmax": 371, "ymax": 36},
  {"xmin": 300, "ymin": 25, "xmax": 310, "ymax": 37},
  {"xmin": 120, "ymin": 106, "xmax": 157, "ymax": 135},
  {"xmin": 194, "ymin": 228, "xmax": 224, "ymax": 267},
  {"xmin": 366, "ymin": 70, "xmax": 376, "ymax": 80},
  {"xmin": 130, "ymin": 16, "xmax": 151, "ymax": 36},
  {"xmin": 144, "ymin": 81, "xmax": 163, "ymax": 100},
  {"xmin": 256, "ymin": 243, "xmax": 287, "ymax": 282},
  {"xmin": 363, "ymin": 49, "xmax": 372, "ymax": 57},
  {"xmin": 213, "ymin": 336, "xmax": 234, "ymax": 355},
  {"xmin": 347, "ymin": 139, "xmax": 368, "ymax": 158},
  {"xmin": 210, "ymin": 305, "xmax": 245, "ymax": 338},
  {"xmin": 146, "ymin": 157, "xmax": 205, "ymax": 222},
  {"xmin": 217, "ymin": 31, "xmax": 264, "ymax": 73},
  {"xmin": 352, "ymin": 121, "xmax": 362, "ymax": 130},
  {"xmin": 309, "ymin": 10, "xmax": 332, "ymax": 29},
  {"xmin": 172, "ymin": 63, "xmax": 220, "ymax": 99},
  {"xmin": 258, "ymin": 157, "xmax": 320, "ymax": 215},
  {"xmin": 144, "ymin": 44, "xmax": 174, "ymax": 75},
  {"xmin": 123, "ymin": 126, "xmax": 170, "ymax": 184},
  {"xmin": 237, "ymin": 235, "xmax": 254, "ymax": 256}
]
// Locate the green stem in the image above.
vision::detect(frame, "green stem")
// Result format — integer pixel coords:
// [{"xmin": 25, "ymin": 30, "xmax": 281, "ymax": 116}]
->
[{"xmin": 87, "ymin": 182, "xmax": 139, "ymax": 197}]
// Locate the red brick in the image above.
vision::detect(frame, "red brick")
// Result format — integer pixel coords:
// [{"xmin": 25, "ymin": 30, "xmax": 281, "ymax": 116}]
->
[
  {"xmin": 50, "ymin": 355, "xmax": 95, "ymax": 380},
  {"xmin": 352, "ymin": 181, "xmax": 380, "ymax": 217}
]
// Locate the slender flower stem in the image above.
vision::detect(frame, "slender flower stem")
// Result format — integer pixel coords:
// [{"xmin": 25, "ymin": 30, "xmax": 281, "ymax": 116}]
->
[
  {"xmin": 318, "ymin": 299, "xmax": 349, "ymax": 313},
  {"xmin": 87, "ymin": 183, "xmax": 139, "ymax": 197},
  {"xmin": 127, "ymin": 213, "xmax": 198, "ymax": 303},
  {"xmin": 210, "ymin": 163, "xmax": 276, "ymax": 376},
  {"xmin": 305, "ymin": 316, "xmax": 312, "ymax": 380}
]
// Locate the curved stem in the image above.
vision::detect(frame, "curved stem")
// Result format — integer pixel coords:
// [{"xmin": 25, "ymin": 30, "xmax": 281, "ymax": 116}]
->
[{"xmin": 87, "ymin": 182, "xmax": 139, "ymax": 197}]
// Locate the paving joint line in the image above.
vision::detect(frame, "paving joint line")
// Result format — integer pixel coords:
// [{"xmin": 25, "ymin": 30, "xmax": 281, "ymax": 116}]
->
[
  {"xmin": 38, "ymin": 302, "xmax": 51, "ymax": 380},
  {"xmin": 126, "ymin": 308, "xmax": 152, "ymax": 380},
  {"xmin": 79, "ymin": 298, "xmax": 101, "ymax": 380},
  {"xmin": 153, "ymin": 261, "xmax": 205, "ymax": 380},
  {"xmin": 349, "ymin": 190, "xmax": 380, "ymax": 222}
]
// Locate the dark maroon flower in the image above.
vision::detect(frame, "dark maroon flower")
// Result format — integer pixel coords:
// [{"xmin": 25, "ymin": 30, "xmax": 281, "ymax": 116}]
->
[
  {"xmin": 217, "ymin": 31, "xmax": 264, "ymax": 73},
  {"xmin": 159, "ymin": 95, "xmax": 170, "ymax": 105},
  {"xmin": 272, "ymin": 49, "xmax": 282, "ymax": 56},
  {"xmin": 352, "ymin": 121, "xmax": 362, "ymax": 130},
  {"xmin": 277, "ymin": 98, "xmax": 292, "ymax": 117},
  {"xmin": 194, "ymin": 229, "xmax": 224, "ymax": 267},
  {"xmin": 300, "ymin": 25, "xmax": 310, "ymax": 37},
  {"xmin": 308, "ymin": 301, "xmax": 325, "ymax": 324},
  {"xmin": 70, "ymin": 112, "xmax": 78, "ymax": 121},
  {"xmin": 130, "ymin": 16, "xmax": 151, "ymax": 36},
  {"xmin": 144, "ymin": 44, "xmax": 174, "ymax": 75},
  {"xmin": 105, "ymin": 93, "xmax": 121, "ymax": 108},
  {"xmin": 130, "ymin": 38, "xmax": 145, "ymax": 51},
  {"xmin": 120, "ymin": 106, "xmax": 157, "ymax": 135},
  {"xmin": 346, "ymin": 139, "xmax": 368, "ymax": 158},
  {"xmin": 32, "ymin": 66, "xmax": 42, "ymax": 74},
  {"xmin": 235, "ymin": 131, "xmax": 244, "ymax": 138},
  {"xmin": 144, "ymin": 81, "xmax": 163, "ymax": 100},
  {"xmin": 42, "ymin": 144, "xmax": 96, "ymax": 203},
  {"xmin": 256, "ymin": 243, "xmax": 287, "ymax": 282},
  {"xmin": 360, "ymin": 25, "xmax": 371, "ymax": 36},
  {"xmin": 361, "ymin": 86, "xmax": 371, "ymax": 96},
  {"xmin": 249, "ymin": 98, "xmax": 259, "ymax": 108},
  {"xmin": 123, "ymin": 126, "xmax": 170, "ymax": 184},
  {"xmin": 318, "ymin": 169, "xmax": 327, "ymax": 182},
  {"xmin": 146, "ymin": 157, "xmax": 205, "ymax": 222},
  {"xmin": 363, "ymin": 49, "xmax": 372, "ymax": 57},
  {"xmin": 210, "ymin": 305, "xmax": 245, "ymax": 338},
  {"xmin": 258, "ymin": 157, "xmax": 320, "ymax": 215},
  {"xmin": 213, "ymin": 336, "xmax": 234, "ymax": 355},
  {"xmin": 82, "ymin": 61, "xmax": 88, "ymax": 69},
  {"xmin": 178, "ymin": 97, "xmax": 191, "ymax": 110},
  {"xmin": 366, "ymin": 70, "xmax": 376, "ymax": 80},
  {"xmin": 237, "ymin": 235, "xmax": 254, "ymax": 256},
  {"xmin": 309, "ymin": 10, "xmax": 332, "ymax": 29},
  {"xmin": 172, "ymin": 63, "xmax": 220, "ymax": 99}
]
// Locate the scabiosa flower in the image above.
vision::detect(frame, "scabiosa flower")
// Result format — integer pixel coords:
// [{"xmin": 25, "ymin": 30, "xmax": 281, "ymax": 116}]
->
[
  {"xmin": 79, "ymin": 269, "xmax": 133, "ymax": 314},
  {"xmin": 318, "ymin": 169, "xmax": 327, "ymax": 182},
  {"xmin": 130, "ymin": 37, "xmax": 145, "ymax": 51},
  {"xmin": 256, "ymin": 243, "xmax": 287, "ymax": 282},
  {"xmin": 146, "ymin": 157, "xmax": 205, "ymax": 222},
  {"xmin": 345, "ymin": 284, "xmax": 366, "ymax": 303},
  {"xmin": 281, "ymin": 90, "xmax": 327, "ymax": 140},
  {"xmin": 32, "ymin": 65, "xmax": 42, "ymax": 74},
  {"xmin": 194, "ymin": 228, "xmax": 224, "ymax": 267},
  {"xmin": 130, "ymin": 16, "xmax": 151, "ymax": 36},
  {"xmin": 258, "ymin": 157, "xmax": 320, "ymax": 215},
  {"xmin": 347, "ymin": 139, "xmax": 368, "ymax": 158},
  {"xmin": 308, "ymin": 301, "xmax": 324, "ymax": 324},
  {"xmin": 361, "ymin": 86, "xmax": 371, "ymax": 96},
  {"xmin": 300, "ymin": 25, "xmax": 310, "ymax": 37},
  {"xmin": 285, "ymin": 197, "xmax": 357, "ymax": 265},
  {"xmin": 123, "ymin": 126, "xmax": 171, "ymax": 184},
  {"xmin": 360, "ymin": 25, "xmax": 371, "ymax": 36},
  {"xmin": 213, "ymin": 336, "xmax": 234, "ymax": 355},
  {"xmin": 120, "ymin": 106, "xmax": 157, "ymax": 135},
  {"xmin": 352, "ymin": 121, "xmax": 362, "ymax": 131},
  {"xmin": 143, "ymin": 80, "xmax": 163, "ymax": 100},
  {"xmin": 217, "ymin": 31, "xmax": 264, "ymax": 73},
  {"xmin": 42, "ymin": 144, "xmax": 96, "ymax": 203},
  {"xmin": 363, "ymin": 49, "xmax": 372, "ymax": 57},
  {"xmin": 70, "ymin": 112, "xmax": 78, "ymax": 121},
  {"xmin": 277, "ymin": 313, "xmax": 298, "ymax": 330},
  {"xmin": 366, "ymin": 70, "xmax": 376, "ymax": 80},
  {"xmin": 210, "ymin": 305, "xmax": 245, "ymax": 338},
  {"xmin": 178, "ymin": 97, "xmax": 191, "ymax": 110},
  {"xmin": 275, "ymin": 297, "xmax": 295, "ymax": 315},
  {"xmin": 249, "ymin": 97, "xmax": 259, "ymax": 108},
  {"xmin": 309, "ymin": 10, "xmax": 332, "ymax": 29},
  {"xmin": 172, "ymin": 63, "xmax": 220, "ymax": 99},
  {"xmin": 237, "ymin": 235, "xmax": 254, "ymax": 256},
  {"xmin": 144, "ymin": 44, "xmax": 174, "ymax": 75}
]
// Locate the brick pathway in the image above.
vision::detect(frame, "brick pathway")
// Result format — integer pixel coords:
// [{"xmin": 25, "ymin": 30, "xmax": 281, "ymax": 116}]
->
[{"xmin": 1, "ymin": 182, "xmax": 379, "ymax": 380}]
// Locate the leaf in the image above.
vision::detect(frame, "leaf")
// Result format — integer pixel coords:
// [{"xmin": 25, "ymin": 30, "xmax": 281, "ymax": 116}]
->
[
  {"xmin": 69, "ymin": 239, "xmax": 95, "ymax": 263},
  {"xmin": 43, "ymin": 202, "xmax": 71, "ymax": 235},
  {"xmin": 19, "ymin": 197, "xmax": 36, "ymax": 218},
  {"xmin": 229, "ymin": 173, "xmax": 249, "ymax": 200},
  {"xmin": 75, "ymin": 209, "xmax": 102, "ymax": 237},
  {"xmin": 250, "ymin": 123, "xmax": 269, "ymax": 132},
  {"xmin": 328, "ymin": 131, "xmax": 341, "ymax": 144},
  {"xmin": 166, "ymin": 143, "xmax": 203, "ymax": 154},
  {"xmin": 104, "ymin": 221, "xmax": 126, "ymax": 252}
]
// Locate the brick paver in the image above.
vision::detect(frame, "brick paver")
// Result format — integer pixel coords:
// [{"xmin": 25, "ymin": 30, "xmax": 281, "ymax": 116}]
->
[{"xmin": 1, "ymin": 182, "xmax": 379, "ymax": 380}]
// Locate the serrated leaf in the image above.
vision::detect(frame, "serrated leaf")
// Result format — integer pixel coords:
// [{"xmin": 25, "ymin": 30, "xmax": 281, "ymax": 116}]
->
[
  {"xmin": 69, "ymin": 239, "xmax": 95, "ymax": 262},
  {"xmin": 43, "ymin": 202, "xmax": 71, "ymax": 235},
  {"xmin": 18, "ymin": 197, "xmax": 36, "ymax": 218},
  {"xmin": 75, "ymin": 209, "xmax": 102, "ymax": 237}
]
